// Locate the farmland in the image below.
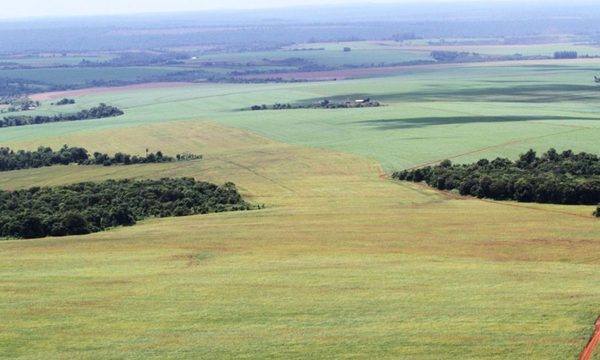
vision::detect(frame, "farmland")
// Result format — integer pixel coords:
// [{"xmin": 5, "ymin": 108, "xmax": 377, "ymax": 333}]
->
[
  {"xmin": 2, "ymin": 38, "xmax": 599, "ymax": 96},
  {"xmin": 0, "ymin": 67, "xmax": 180, "ymax": 86},
  {"xmin": 1, "ymin": 56, "xmax": 600, "ymax": 359},
  {"xmin": 4, "ymin": 61, "xmax": 600, "ymax": 170}
]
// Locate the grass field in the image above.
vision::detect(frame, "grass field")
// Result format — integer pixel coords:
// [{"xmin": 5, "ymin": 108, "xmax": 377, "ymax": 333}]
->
[
  {"xmin": 192, "ymin": 41, "xmax": 600, "ymax": 69},
  {"xmin": 372, "ymin": 41, "xmax": 600, "ymax": 57},
  {"xmin": 4, "ymin": 61, "xmax": 600, "ymax": 170},
  {"xmin": 2, "ymin": 40, "xmax": 596, "ymax": 90},
  {"xmin": 1, "ymin": 60, "xmax": 600, "ymax": 359},
  {"xmin": 192, "ymin": 45, "xmax": 433, "ymax": 68},
  {"xmin": 0, "ymin": 55, "xmax": 114, "ymax": 67},
  {"xmin": 0, "ymin": 66, "xmax": 179, "ymax": 86}
]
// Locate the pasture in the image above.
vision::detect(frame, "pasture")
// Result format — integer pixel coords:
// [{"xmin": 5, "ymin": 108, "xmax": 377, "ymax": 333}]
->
[
  {"xmin": 190, "ymin": 44, "xmax": 433, "ymax": 68},
  {"xmin": 1, "ymin": 60, "xmax": 600, "ymax": 359},
  {"xmin": 188, "ymin": 40, "xmax": 600, "ymax": 69},
  {"xmin": 4, "ymin": 60, "xmax": 600, "ymax": 170},
  {"xmin": 0, "ymin": 54, "xmax": 114, "ymax": 67},
  {"xmin": 0, "ymin": 66, "xmax": 179, "ymax": 86}
]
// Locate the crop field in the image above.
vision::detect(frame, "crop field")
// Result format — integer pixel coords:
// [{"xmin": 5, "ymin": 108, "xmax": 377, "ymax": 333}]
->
[
  {"xmin": 191, "ymin": 41, "xmax": 600, "ymax": 69},
  {"xmin": 5, "ymin": 61, "xmax": 600, "ymax": 170},
  {"xmin": 353, "ymin": 40, "xmax": 600, "ymax": 57},
  {"xmin": 0, "ymin": 66, "xmax": 179, "ymax": 86},
  {"xmin": 191, "ymin": 45, "xmax": 433, "ymax": 68},
  {"xmin": 1, "ymin": 40, "xmax": 594, "ymax": 92},
  {"xmin": 1, "ymin": 60, "xmax": 600, "ymax": 359},
  {"xmin": 0, "ymin": 55, "xmax": 114, "ymax": 66}
]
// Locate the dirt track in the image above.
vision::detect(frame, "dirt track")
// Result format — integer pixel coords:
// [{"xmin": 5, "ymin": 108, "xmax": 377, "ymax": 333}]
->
[{"xmin": 580, "ymin": 317, "xmax": 600, "ymax": 360}]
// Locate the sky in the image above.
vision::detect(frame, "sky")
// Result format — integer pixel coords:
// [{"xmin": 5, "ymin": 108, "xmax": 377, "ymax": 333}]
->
[{"xmin": 0, "ymin": 0, "xmax": 518, "ymax": 19}]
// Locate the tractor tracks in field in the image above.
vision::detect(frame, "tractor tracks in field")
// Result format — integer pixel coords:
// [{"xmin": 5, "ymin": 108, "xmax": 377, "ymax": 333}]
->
[
  {"xmin": 212, "ymin": 156, "xmax": 298, "ymax": 195},
  {"xmin": 123, "ymin": 86, "xmax": 294, "ymax": 111},
  {"xmin": 405, "ymin": 127, "xmax": 587, "ymax": 171}
]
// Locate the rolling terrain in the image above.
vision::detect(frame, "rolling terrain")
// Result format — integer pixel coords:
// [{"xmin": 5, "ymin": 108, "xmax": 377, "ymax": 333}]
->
[{"xmin": 1, "ymin": 60, "xmax": 600, "ymax": 359}]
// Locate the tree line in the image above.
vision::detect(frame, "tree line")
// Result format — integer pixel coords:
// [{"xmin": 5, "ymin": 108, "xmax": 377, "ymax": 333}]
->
[
  {"xmin": 554, "ymin": 51, "xmax": 578, "ymax": 59},
  {"xmin": 249, "ymin": 98, "xmax": 381, "ymax": 111},
  {"xmin": 393, "ymin": 149, "xmax": 600, "ymax": 209},
  {"xmin": 0, "ymin": 145, "xmax": 202, "ymax": 172},
  {"xmin": 0, "ymin": 178, "xmax": 251, "ymax": 239},
  {"xmin": 1, "ymin": 103, "xmax": 123, "ymax": 128},
  {"xmin": 55, "ymin": 98, "xmax": 75, "ymax": 105}
]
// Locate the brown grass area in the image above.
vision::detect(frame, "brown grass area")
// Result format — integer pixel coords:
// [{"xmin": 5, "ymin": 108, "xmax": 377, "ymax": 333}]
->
[
  {"xmin": 0, "ymin": 121, "xmax": 599, "ymax": 358},
  {"xmin": 1, "ymin": 120, "xmax": 598, "ymax": 264}
]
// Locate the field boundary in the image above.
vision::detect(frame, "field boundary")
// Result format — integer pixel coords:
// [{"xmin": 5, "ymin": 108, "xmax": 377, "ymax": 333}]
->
[{"xmin": 405, "ymin": 127, "xmax": 586, "ymax": 170}]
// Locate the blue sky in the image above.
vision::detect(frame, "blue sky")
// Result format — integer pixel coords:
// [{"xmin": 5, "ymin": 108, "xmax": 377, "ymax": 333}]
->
[{"xmin": 1, "ymin": 0, "xmax": 500, "ymax": 19}]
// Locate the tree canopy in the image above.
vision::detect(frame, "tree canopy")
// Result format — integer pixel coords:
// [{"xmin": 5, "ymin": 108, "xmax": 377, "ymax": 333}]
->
[
  {"xmin": 393, "ymin": 149, "xmax": 600, "ymax": 207},
  {"xmin": 1, "ymin": 103, "xmax": 123, "ymax": 128},
  {"xmin": 0, "ymin": 145, "xmax": 202, "ymax": 172},
  {"xmin": 0, "ymin": 178, "xmax": 251, "ymax": 239}
]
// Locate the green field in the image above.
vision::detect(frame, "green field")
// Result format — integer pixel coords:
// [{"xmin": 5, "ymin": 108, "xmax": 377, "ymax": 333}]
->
[
  {"xmin": 189, "ymin": 41, "xmax": 600, "ymax": 69},
  {"xmin": 0, "ymin": 55, "xmax": 114, "ymax": 66},
  {"xmin": 191, "ymin": 44, "xmax": 432, "ymax": 68},
  {"xmin": 2, "ymin": 40, "xmax": 596, "ymax": 90},
  {"xmin": 1, "ymin": 60, "xmax": 600, "ymax": 359},
  {"xmin": 0, "ymin": 66, "xmax": 179, "ymax": 86},
  {"xmin": 6, "ymin": 61, "xmax": 600, "ymax": 170},
  {"xmin": 375, "ymin": 41, "xmax": 600, "ymax": 57}
]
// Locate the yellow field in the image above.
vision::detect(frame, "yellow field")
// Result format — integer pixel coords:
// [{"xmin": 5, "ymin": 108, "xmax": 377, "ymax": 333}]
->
[{"xmin": 1, "ymin": 120, "xmax": 599, "ymax": 359}]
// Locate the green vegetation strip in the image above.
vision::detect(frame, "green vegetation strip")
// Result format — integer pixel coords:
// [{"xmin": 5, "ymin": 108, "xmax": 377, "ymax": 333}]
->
[
  {"xmin": 1, "ymin": 103, "xmax": 123, "ymax": 128},
  {"xmin": 0, "ymin": 145, "xmax": 201, "ymax": 171},
  {"xmin": 394, "ymin": 148, "xmax": 600, "ymax": 208},
  {"xmin": 248, "ymin": 98, "xmax": 381, "ymax": 111},
  {"xmin": 0, "ymin": 178, "xmax": 252, "ymax": 239}
]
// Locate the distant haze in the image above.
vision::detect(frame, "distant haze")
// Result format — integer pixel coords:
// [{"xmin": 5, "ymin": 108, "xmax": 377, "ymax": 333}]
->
[{"xmin": 1, "ymin": 0, "xmax": 535, "ymax": 20}]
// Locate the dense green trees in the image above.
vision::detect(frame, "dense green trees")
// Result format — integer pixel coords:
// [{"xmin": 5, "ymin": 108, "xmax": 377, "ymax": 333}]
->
[
  {"xmin": 0, "ymin": 178, "xmax": 251, "ymax": 239},
  {"xmin": 0, "ymin": 145, "xmax": 202, "ymax": 172},
  {"xmin": 55, "ymin": 98, "xmax": 75, "ymax": 105},
  {"xmin": 393, "ymin": 149, "xmax": 600, "ymax": 207},
  {"xmin": 248, "ymin": 98, "xmax": 381, "ymax": 111},
  {"xmin": 554, "ymin": 51, "xmax": 578, "ymax": 59},
  {"xmin": 1, "ymin": 103, "xmax": 123, "ymax": 128}
]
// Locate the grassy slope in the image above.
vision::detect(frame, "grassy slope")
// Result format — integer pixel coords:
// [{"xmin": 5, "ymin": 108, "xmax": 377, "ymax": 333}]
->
[
  {"xmin": 1, "ymin": 61, "xmax": 600, "ymax": 359},
  {"xmin": 3, "ymin": 61, "xmax": 600, "ymax": 170}
]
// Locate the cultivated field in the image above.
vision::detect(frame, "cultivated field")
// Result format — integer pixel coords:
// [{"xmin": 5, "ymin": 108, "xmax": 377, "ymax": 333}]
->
[
  {"xmin": 1, "ymin": 60, "xmax": 600, "ymax": 359},
  {"xmin": 0, "ymin": 66, "xmax": 180, "ymax": 86},
  {"xmin": 3, "ymin": 40, "xmax": 597, "ymax": 91},
  {"xmin": 6, "ymin": 60, "xmax": 600, "ymax": 170}
]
